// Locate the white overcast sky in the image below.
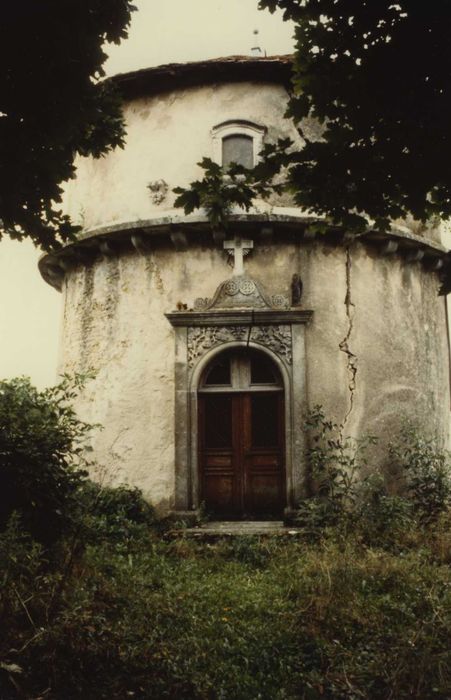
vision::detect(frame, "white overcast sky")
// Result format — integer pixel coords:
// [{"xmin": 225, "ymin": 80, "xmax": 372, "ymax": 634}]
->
[{"xmin": 0, "ymin": 1, "xmax": 295, "ymax": 388}]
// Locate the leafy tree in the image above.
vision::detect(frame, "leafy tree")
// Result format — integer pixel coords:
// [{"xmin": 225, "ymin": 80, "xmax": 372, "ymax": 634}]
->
[
  {"xmin": 176, "ymin": 1, "xmax": 451, "ymax": 248},
  {"xmin": 0, "ymin": 1, "xmax": 135, "ymax": 251},
  {"xmin": 258, "ymin": 0, "xmax": 451, "ymax": 233},
  {"xmin": 173, "ymin": 156, "xmax": 283, "ymax": 235}
]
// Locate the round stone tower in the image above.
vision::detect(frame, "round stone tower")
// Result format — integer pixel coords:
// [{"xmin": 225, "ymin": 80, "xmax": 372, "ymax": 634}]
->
[{"xmin": 40, "ymin": 56, "xmax": 450, "ymax": 518}]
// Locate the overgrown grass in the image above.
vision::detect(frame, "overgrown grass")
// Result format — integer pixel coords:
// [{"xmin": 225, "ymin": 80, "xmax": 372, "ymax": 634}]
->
[
  {"xmin": 1, "ymin": 384, "xmax": 450, "ymax": 699},
  {"xmin": 1, "ymin": 510, "xmax": 450, "ymax": 699}
]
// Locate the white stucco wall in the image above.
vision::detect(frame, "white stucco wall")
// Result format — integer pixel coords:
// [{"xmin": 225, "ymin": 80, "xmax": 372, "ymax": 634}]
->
[
  {"xmin": 59, "ymin": 239, "xmax": 450, "ymax": 510},
  {"xmin": 55, "ymin": 76, "xmax": 450, "ymax": 511},
  {"xmin": 63, "ymin": 81, "xmax": 299, "ymax": 232}
]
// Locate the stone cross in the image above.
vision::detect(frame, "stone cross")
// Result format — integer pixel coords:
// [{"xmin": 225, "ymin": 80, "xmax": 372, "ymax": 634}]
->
[{"xmin": 223, "ymin": 236, "xmax": 254, "ymax": 276}]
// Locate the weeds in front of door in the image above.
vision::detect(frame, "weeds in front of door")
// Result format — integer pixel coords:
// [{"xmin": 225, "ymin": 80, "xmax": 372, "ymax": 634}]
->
[
  {"xmin": 295, "ymin": 406, "xmax": 451, "ymax": 548},
  {"xmin": 2, "ymin": 505, "xmax": 450, "ymax": 699},
  {"xmin": 1, "ymin": 382, "xmax": 450, "ymax": 699}
]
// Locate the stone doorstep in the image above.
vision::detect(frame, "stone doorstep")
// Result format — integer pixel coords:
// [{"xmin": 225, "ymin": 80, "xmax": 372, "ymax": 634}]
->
[{"xmin": 171, "ymin": 521, "xmax": 303, "ymax": 538}]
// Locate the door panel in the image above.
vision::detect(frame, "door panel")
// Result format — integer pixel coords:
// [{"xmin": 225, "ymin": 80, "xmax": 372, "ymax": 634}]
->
[
  {"xmin": 203, "ymin": 470, "xmax": 235, "ymax": 513},
  {"xmin": 204, "ymin": 395, "xmax": 233, "ymax": 448},
  {"xmin": 199, "ymin": 391, "xmax": 285, "ymax": 518},
  {"xmin": 244, "ymin": 393, "xmax": 284, "ymax": 516},
  {"xmin": 203, "ymin": 455, "xmax": 235, "ymax": 515},
  {"xmin": 249, "ymin": 393, "xmax": 280, "ymax": 448},
  {"xmin": 199, "ymin": 395, "xmax": 240, "ymax": 517},
  {"xmin": 245, "ymin": 456, "xmax": 284, "ymax": 515}
]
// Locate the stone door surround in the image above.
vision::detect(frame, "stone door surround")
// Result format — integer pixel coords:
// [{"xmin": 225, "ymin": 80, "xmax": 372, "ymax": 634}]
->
[{"xmin": 166, "ymin": 306, "xmax": 313, "ymax": 515}]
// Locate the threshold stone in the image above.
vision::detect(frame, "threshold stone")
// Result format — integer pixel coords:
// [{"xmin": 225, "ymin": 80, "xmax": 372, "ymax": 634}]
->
[{"xmin": 177, "ymin": 521, "xmax": 302, "ymax": 537}]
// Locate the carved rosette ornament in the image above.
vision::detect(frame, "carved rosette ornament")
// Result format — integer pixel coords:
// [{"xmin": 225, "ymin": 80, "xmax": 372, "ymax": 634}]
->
[
  {"xmin": 177, "ymin": 272, "xmax": 296, "ymax": 367},
  {"xmin": 271, "ymin": 294, "xmax": 290, "ymax": 310},
  {"xmin": 193, "ymin": 274, "xmax": 289, "ymax": 311},
  {"xmin": 193, "ymin": 297, "xmax": 212, "ymax": 310}
]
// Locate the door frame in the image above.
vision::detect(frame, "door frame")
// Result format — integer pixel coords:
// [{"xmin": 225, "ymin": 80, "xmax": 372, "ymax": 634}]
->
[
  {"xmin": 166, "ymin": 310, "xmax": 313, "ymax": 518},
  {"xmin": 190, "ymin": 341, "xmax": 295, "ymax": 515}
]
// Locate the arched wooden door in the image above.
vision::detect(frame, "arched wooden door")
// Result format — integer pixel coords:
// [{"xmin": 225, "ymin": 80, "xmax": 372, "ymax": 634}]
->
[{"xmin": 198, "ymin": 349, "xmax": 285, "ymax": 519}]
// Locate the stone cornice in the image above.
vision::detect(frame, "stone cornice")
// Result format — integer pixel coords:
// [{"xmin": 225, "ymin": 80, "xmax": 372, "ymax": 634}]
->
[
  {"xmin": 166, "ymin": 310, "xmax": 314, "ymax": 327},
  {"xmin": 46, "ymin": 210, "xmax": 449, "ymax": 254},
  {"xmin": 63, "ymin": 210, "xmax": 326, "ymax": 244},
  {"xmin": 38, "ymin": 210, "xmax": 449, "ymax": 292}
]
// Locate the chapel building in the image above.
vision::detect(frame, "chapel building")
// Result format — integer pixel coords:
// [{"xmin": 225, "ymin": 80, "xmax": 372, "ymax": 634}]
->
[{"xmin": 39, "ymin": 56, "xmax": 451, "ymax": 519}]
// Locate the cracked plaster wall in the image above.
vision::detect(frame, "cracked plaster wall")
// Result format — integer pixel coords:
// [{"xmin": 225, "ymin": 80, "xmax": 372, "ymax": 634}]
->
[
  {"xmin": 59, "ymin": 240, "xmax": 450, "ymax": 511},
  {"xmin": 300, "ymin": 242, "xmax": 450, "ymax": 450},
  {"xmin": 57, "ymin": 79, "xmax": 449, "ymax": 509},
  {"xmin": 62, "ymin": 82, "xmax": 299, "ymax": 230},
  {"xmin": 345, "ymin": 245, "xmax": 450, "ymax": 450}
]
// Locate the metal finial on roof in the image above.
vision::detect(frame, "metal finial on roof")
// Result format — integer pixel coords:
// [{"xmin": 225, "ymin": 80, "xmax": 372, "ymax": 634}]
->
[{"xmin": 251, "ymin": 29, "xmax": 265, "ymax": 57}]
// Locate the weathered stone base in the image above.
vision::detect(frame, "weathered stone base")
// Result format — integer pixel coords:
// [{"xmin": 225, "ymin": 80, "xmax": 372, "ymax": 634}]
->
[
  {"xmin": 167, "ymin": 509, "xmax": 203, "ymax": 527},
  {"xmin": 169, "ymin": 521, "xmax": 303, "ymax": 538}
]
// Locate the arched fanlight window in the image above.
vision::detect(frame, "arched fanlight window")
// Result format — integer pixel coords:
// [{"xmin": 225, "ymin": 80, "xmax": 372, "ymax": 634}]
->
[
  {"xmin": 200, "ymin": 348, "xmax": 282, "ymax": 392},
  {"xmin": 212, "ymin": 121, "xmax": 266, "ymax": 170}
]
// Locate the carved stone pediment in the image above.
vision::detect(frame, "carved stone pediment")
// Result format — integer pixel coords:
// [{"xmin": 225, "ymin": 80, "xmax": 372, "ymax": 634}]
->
[{"xmin": 193, "ymin": 274, "xmax": 289, "ymax": 311}]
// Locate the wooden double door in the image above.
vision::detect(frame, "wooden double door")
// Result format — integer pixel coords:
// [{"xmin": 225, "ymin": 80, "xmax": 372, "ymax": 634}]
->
[{"xmin": 198, "ymin": 388, "xmax": 285, "ymax": 519}]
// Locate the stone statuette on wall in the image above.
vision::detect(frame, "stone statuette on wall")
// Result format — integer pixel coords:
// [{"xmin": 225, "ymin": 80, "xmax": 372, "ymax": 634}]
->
[
  {"xmin": 147, "ymin": 179, "xmax": 168, "ymax": 205},
  {"xmin": 291, "ymin": 273, "xmax": 303, "ymax": 306}
]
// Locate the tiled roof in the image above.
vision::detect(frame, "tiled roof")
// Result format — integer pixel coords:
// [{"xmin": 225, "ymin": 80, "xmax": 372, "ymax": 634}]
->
[{"xmin": 110, "ymin": 55, "xmax": 294, "ymax": 98}]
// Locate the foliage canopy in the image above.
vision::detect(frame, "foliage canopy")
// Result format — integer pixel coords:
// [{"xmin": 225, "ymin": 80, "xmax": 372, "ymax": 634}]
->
[
  {"xmin": 0, "ymin": 1, "xmax": 135, "ymax": 251},
  {"xmin": 177, "ymin": 2, "xmax": 451, "ymax": 248},
  {"xmin": 173, "ymin": 156, "xmax": 283, "ymax": 232},
  {"xmin": 257, "ymin": 0, "xmax": 451, "ymax": 232}
]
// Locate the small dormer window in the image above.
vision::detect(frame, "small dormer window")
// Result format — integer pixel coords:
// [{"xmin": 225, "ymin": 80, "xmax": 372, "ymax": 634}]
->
[
  {"xmin": 212, "ymin": 120, "xmax": 266, "ymax": 170},
  {"xmin": 222, "ymin": 134, "xmax": 254, "ymax": 169}
]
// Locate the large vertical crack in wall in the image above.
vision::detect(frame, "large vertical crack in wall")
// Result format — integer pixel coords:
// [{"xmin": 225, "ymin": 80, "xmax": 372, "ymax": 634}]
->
[{"xmin": 339, "ymin": 246, "xmax": 358, "ymax": 432}]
